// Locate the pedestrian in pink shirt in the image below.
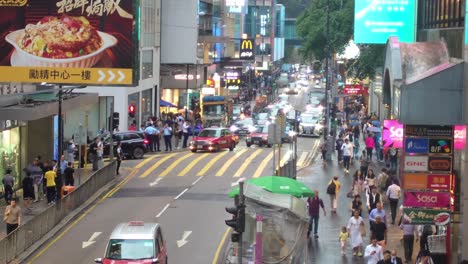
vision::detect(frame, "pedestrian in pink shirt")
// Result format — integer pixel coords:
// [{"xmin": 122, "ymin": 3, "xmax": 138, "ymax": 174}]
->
[{"xmin": 365, "ymin": 134, "xmax": 375, "ymax": 160}]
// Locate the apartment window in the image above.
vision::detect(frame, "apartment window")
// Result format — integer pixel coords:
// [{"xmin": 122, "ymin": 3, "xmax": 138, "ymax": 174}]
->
[
  {"xmin": 141, "ymin": 0, "xmax": 156, "ymax": 47},
  {"xmin": 418, "ymin": 0, "xmax": 464, "ymax": 30},
  {"xmin": 141, "ymin": 50, "xmax": 153, "ymax": 79}
]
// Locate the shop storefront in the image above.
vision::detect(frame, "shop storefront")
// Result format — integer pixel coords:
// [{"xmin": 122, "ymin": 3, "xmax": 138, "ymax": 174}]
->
[{"xmin": 0, "ymin": 121, "xmax": 25, "ymax": 191}]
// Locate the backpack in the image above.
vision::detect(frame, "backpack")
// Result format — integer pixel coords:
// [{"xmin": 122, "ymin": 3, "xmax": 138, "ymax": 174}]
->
[{"xmin": 326, "ymin": 181, "xmax": 336, "ymax": 195}]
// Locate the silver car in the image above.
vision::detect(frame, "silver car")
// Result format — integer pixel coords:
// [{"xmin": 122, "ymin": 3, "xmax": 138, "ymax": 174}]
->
[{"xmin": 298, "ymin": 114, "xmax": 324, "ymax": 137}]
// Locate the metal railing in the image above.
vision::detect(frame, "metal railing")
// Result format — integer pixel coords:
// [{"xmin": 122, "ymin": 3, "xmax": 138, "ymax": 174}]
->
[{"xmin": 0, "ymin": 161, "xmax": 116, "ymax": 263}]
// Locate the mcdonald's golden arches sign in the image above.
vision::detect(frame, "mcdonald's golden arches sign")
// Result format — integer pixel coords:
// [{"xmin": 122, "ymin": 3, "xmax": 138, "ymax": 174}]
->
[{"xmin": 239, "ymin": 39, "xmax": 254, "ymax": 60}]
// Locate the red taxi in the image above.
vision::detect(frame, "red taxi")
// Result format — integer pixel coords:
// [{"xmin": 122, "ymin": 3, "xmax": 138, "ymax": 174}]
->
[
  {"xmin": 189, "ymin": 127, "xmax": 238, "ymax": 152},
  {"xmin": 95, "ymin": 221, "xmax": 167, "ymax": 264},
  {"xmin": 246, "ymin": 125, "xmax": 272, "ymax": 147}
]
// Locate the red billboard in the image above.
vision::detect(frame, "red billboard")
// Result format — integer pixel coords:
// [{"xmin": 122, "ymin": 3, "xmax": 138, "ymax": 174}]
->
[{"xmin": 344, "ymin": 84, "xmax": 363, "ymax": 95}]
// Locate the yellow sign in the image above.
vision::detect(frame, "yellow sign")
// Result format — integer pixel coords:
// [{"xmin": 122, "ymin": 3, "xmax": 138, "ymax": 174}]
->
[
  {"xmin": 0, "ymin": 66, "xmax": 132, "ymax": 85},
  {"xmin": 241, "ymin": 39, "xmax": 253, "ymax": 50},
  {"xmin": 0, "ymin": 0, "xmax": 27, "ymax": 6}
]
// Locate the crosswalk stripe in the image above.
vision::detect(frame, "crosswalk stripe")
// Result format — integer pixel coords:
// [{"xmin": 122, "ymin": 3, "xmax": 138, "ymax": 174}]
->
[
  {"xmin": 139, "ymin": 153, "xmax": 178, "ymax": 178},
  {"xmin": 233, "ymin": 149, "xmax": 263, "ymax": 178},
  {"xmin": 253, "ymin": 151, "xmax": 274, "ymax": 178},
  {"xmin": 135, "ymin": 154, "xmax": 161, "ymax": 169},
  {"xmin": 297, "ymin": 152, "xmax": 308, "ymax": 168},
  {"xmin": 178, "ymin": 153, "xmax": 210, "ymax": 176},
  {"xmin": 216, "ymin": 148, "xmax": 249, "ymax": 177},
  {"xmin": 197, "ymin": 151, "xmax": 229, "ymax": 176},
  {"xmin": 159, "ymin": 153, "xmax": 194, "ymax": 177},
  {"xmin": 280, "ymin": 150, "xmax": 292, "ymax": 167}
]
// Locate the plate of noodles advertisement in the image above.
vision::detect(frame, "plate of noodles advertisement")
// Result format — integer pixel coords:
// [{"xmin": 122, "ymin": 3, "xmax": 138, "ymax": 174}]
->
[{"xmin": 0, "ymin": 0, "xmax": 138, "ymax": 85}]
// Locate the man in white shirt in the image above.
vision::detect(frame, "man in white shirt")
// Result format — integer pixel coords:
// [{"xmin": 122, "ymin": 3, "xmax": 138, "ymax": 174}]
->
[
  {"xmin": 341, "ymin": 138, "xmax": 354, "ymax": 173},
  {"xmin": 386, "ymin": 180, "xmax": 401, "ymax": 225},
  {"xmin": 364, "ymin": 238, "xmax": 384, "ymax": 264}
]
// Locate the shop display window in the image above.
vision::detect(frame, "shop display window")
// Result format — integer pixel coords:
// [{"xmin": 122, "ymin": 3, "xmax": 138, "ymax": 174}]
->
[{"xmin": 0, "ymin": 128, "xmax": 20, "ymax": 189}]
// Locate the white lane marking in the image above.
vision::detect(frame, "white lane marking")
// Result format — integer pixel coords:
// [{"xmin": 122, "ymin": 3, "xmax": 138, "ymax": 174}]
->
[
  {"xmin": 149, "ymin": 177, "xmax": 162, "ymax": 187},
  {"xmin": 177, "ymin": 230, "xmax": 192, "ymax": 248},
  {"xmin": 280, "ymin": 150, "xmax": 292, "ymax": 166},
  {"xmin": 82, "ymin": 232, "xmax": 102, "ymax": 248},
  {"xmin": 192, "ymin": 176, "xmax": 204, "ymax": 186},
  {"xmin": 156, "ymin": 203, "xmax": 170, "ymax": 218},
  {"xmin": 297, "ymin": 152, "xmax": 308, "ymax": 168},
  {"xmin": 231, "ymin": 177, "xmax": 246, "ymax": 187},
  {"xmin": 175, "ymin": 188, "xmax": 189, "ymax": 200}
]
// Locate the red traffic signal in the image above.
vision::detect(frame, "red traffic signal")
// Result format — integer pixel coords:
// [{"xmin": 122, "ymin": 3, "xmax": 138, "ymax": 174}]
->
[
  {"xmin": 129, "ymin": 104, "xmax": 136, "ymax": 117},
  {"xmin": 225, "ymin": 205, "xmax": 245, "ymax": 233}
]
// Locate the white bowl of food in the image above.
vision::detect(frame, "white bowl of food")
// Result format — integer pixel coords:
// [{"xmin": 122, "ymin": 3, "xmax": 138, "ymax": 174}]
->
[{"xmin": 5, "ymin": 15, "xmax": 117, "ymax": 68}]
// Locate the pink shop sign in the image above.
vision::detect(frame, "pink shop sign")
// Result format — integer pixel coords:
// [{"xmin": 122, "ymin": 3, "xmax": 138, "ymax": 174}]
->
[
  {"xmin": 383, "ymin": 120, "xmax": 403, "ymax": 149},
  {"xmin": 403, "ymin": 191, "xmax": 450, "ymax": 208}
]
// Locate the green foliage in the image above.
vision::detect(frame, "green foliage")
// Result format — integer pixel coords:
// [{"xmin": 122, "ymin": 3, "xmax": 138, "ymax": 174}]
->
[
  {"xmin": 346, "ymin": 44, "xmax": 386, "ymax": 79},
  {"xmin": 296, "ymin": 0, "xmax": 354, "ymax": 61}
]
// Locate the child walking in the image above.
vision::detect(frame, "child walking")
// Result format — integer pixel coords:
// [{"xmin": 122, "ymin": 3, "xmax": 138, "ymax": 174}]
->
[{"xmin": 339, "ymin": 226, "xmax": 349, "ymax": 256}]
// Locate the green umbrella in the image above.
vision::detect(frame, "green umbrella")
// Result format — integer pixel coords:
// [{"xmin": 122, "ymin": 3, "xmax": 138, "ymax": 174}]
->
[{"xmin": 228, "ymin": 176, "xmax": 315, "ymax": 198}]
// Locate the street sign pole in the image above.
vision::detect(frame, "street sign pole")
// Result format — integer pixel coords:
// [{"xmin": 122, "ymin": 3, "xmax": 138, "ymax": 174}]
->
[{"xmin": 238, "ymin": 181, "xmax": 244, "ymax": 264}]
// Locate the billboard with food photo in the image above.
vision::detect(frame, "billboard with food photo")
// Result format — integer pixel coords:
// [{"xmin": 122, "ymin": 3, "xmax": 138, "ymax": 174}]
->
[{"xmin": 0, "ymin": 0, "xmax": 137, "ymax": 85}]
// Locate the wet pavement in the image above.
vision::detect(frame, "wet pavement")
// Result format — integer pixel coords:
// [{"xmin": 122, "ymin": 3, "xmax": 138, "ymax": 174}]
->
[{"xmin": 297, "ymin": 145, "xmax": 419, "ymax": 263}]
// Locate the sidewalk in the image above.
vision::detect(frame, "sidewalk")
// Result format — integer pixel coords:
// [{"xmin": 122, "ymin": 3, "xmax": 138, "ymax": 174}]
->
[
  {"xmin": 298, "ymin": 137, "xmax": 419, "ymax": 262},
  {"xmin": 0, "ymin": 162, "xmax": 109, "ymax": 240}
]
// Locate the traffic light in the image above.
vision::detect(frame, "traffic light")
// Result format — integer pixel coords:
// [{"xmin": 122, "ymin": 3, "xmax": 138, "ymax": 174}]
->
[
  {"xmin": 128, "ymin": 104, "xmax": 136, "ymax": 118},
  {"xmin": 112, "ymin": 112, "xmax": 120, "ymax": 130},
  {"xmin": 225, "ymin": 205, "xmax": 245, "ymax": 238}
]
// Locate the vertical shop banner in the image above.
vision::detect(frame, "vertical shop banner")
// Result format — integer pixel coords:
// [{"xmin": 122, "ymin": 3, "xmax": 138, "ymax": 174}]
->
[
  {"xmin": 383, "ymin": 120, "xmax": 403, "ymax": 148},
  {"xmin": 454, "ymin": 125, "xmax": 466, "ymax": 150},
  {"xmin": 403, "ymin": 191, "xmax": 451, "ymax": 208},
  {"xmin": 0, "ymin": 0, "xmax": 136, "ymax": 85},
  {"xmin": 404, "ymin": 155, "xmax": 428, "ymax": 172},
  {"xmin": 239, "ymin": 39, "xmax": 254, "ymax": 60},
  {"xmin": 405, "ymin": 138, "xmax": 429, "ymax": 153}
]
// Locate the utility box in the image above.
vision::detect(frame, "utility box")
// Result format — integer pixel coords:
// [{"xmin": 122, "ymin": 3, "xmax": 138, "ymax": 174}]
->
[{"xmin": 268, "ymin": 123, "xmax": 281, "ymax": 144}]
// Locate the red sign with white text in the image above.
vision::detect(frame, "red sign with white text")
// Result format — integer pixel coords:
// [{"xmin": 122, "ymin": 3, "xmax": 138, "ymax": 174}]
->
[
  {"xmin": 427, "ymin": 174, "xmax": 450, "ymax": 191},
  {"xmin": 344, "ymin": 84, "xmax": 363, "ymax": 95},
  {"xmin": 403, "ymin": 191, "xmax": 451, "ymax": 208}
]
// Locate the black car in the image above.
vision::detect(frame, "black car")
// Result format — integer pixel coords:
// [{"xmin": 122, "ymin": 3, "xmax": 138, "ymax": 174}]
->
[{"xmin": 88, "ymin": 131, "xmax": 149, "ymax": 162}]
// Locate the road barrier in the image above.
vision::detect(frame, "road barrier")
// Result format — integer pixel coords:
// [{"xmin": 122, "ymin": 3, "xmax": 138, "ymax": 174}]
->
[
  {"xmin": 276, "ymin": 158, "xmax": 297, "ymax": 179},
  {"xmin": 0, "ymin": 161, "xmax": 116, "ymax": 264}
]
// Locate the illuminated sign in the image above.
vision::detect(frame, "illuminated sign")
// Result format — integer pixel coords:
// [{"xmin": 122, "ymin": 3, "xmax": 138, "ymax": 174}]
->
[
  {"xmin": 0, "ymin": 0, "xmax": 136, "ymax": 85},
  {"xmin": 354, "ymin": 0, "xmax": 416, "ymax": 44},
  {"xmin": 343, "ymin": 84, "xmax": 363, "ymax": 95},
  {"xmin": 174, "ymin": 74, "xmax": 201, "ymax": 80},
  {"xmin": 383, "ymin": 120, "xmax": 403, "ymax": 148},
  {"xmin": 226, "ymin": 0, "xmax": 247, "ymax": 14},
  {"xmin": 226, "ymin": 79, "xmax": 240, "ymax": 90},
  {"xmin": 454, "ymin": 125, "xmax": 466, "ymax": 150},
  {"xmin": 404, "ymin": 156, "xmax": 428, "ymax": 172},
  {"xmin": 225, "ymin": 71, "xmax": 241, "ymax": 80},
  {"xmin": 239, "ymin": 39, "xmax": 254, "ymax": 60}
]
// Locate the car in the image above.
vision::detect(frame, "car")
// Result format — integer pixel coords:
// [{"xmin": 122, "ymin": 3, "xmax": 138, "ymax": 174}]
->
[
  {"xmin": 255, "ymin": 112, "xmax": 270, "ymax": 125},
  {"xmin": 298, "ymin": 113, "xmax": 324, "ymax": 137},
  {"xmin": 95, "ymin": 221, "xmax": 167, "ymax": 264},
  {"xmin": 246, "ymin": 125, "xmax": 272, "ymax": 147},
  {"xmin": 230, "ymin": 118, "xmax": 256, "ymax": 136},
  {"xmin": 88, "ymin": 131, "xmax": 148, "ymax": 162},
  {"xmin": 189, "ymin": 128, "xmax": 238, "ymax": 152}
]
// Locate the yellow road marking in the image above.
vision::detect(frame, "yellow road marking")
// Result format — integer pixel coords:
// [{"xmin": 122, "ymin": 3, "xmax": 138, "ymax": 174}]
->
[
  {"xmin": 211, "ymin": 228, "xmax": 231, "ymax": 264},
  {"xmin": 280, "ymin": 150, "xmax": 292, "ymax": 166},
  {"xmin": 296, "ymin": 152, "xmax": 308, "ymax": 168},
  {"xmin": 234, "ymin": 149, "xmax": 263, "ymax": 177},
  {"xmin": 178, "ymin": 153, "xmax": 210, "ymax": 176},
  {"xmin": 159, "ymin": 152, "xmax": 194, "ymax": 177},
  {"xmin": 253, "ymin": 151, "xmax": 274, "ymax": 178},
  {"xmin": 215, "ymin": 148, "xmax": 249, "ymax": 176},
  {"xmin": 197, "ymin": 151, "xmax": 228, "ymax": 176},
  {"xmin": 135, "ymin": 154, "xmax": 161, "ymax": 169},
  {"xmin": 139, "ymin": 153, "xmax": 178, "ymax": 178},
  {"xmin": 27, "ymin": 162, "xmax": 144, "ymax": 263}
]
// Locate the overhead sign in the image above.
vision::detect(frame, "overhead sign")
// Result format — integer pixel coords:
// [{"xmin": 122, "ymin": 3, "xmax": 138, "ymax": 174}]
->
[
  {"xmin": 343, "ymin": 84, "xmax": 363, "ymax": 95},
  {"xmin": 403, "ymin": 191, "xmax": 451, "ymax": 208},
  {"xmin": 225, "ymin": 70, "xmax": 241, "ymax": 80},
  {"xmin": 403, "ymin": 208, "xmax": 451, "ymax": 225},
  {"xmin": 354, "ymin": 0, "xmax": 415, "ymax": 44},
  {"xmin": 383, "ymin": 119, "xmax": 403, "ymax": 148},
  {"xmin": 428, "ymin": 156, "xmax": 452, "ymax": 172},
  {"xmin": 239, "ymin": 39, "xmax": 254, "ymax": 60},
  {"xmin": 405, "ymin": 125, "xmax": 453, "ymax": 137},
  {"xmin": 226, "ymin": 79, "xmax": 241, "ymax": 90},
  {"xmin": 403, "ymin": 173, "xmax": 451, "ymax": 191},
  {"xmin": 404, "ymin": 156, "xmax": 428, "ymax": 172},
  {"xmin": 0, "ymin": 0, "xmax": 136, "ymax": 85},
  {"xmin": 428, "ymin": 139, "xmax": 452, "ymax": 154},
  {"xmin": 405, "ymin": 138, "xmax": 429, "ymax": 153},
  {"xmin": 226, "ymin": 0, "xmax": 247, "ymax": 14}
]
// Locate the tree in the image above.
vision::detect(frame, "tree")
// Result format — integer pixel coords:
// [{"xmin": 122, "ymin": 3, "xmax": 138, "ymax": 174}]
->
[
  {"xmin": 296, "ymin": 0, "xmax": 354, "ymax": 61},
  {"xmin": 346, "ymin": 44, "xmax": 386, "ymax": 80}
]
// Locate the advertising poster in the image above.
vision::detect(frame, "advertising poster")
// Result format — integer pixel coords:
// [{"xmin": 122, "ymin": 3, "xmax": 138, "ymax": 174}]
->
[
  {"xmin": 403, "ymin": 191, "xmax": 451, "ymax": 208},
  {"xmin": 0, "ymin": 0, "xmax": 136, "ymax": 85},
  {"xmin": 454, "ymin": 125, "xmax": 466, "ymax": 150},
  {"xmin": 402, "ymin": 173, "xmax": 427, "ymax": 190},
  {"xmin": 405, "ymin": 125, "xmax": 453, "ymax": 137},
  {"xmin": 383, "ymin": 119, "xmax": 403, "ymax": 148},
  {"xmin": 429, "ymin": 139, "xmax": 452, "ymax": 154},
  {"xmin": 354, "ymin": 0, "xmax": 416, "ymax": 44},
  {"xmin": 404, "ymin": 155, "xmax": 428, "ymax": 172},
  {"xmin": 428, "ymin": 156, "xmax": 452, "ymax": 172},
  {"xmin": 405, "ymin": 138, "xmax": 429, "ymax": 154},
  {"xmin": 427, "ymin": 174, "xmax": 450, "ymax": 191},
  {"xmin": 403, "ymin": 208, "xmax": 450, "ymax": 225}
]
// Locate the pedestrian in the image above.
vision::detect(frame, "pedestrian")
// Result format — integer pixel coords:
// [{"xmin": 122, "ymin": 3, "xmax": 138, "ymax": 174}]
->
[
  {"xmin": 388, "ymin": 147, "xmax": 398, "ymax": 172},
  {"xmin": 367, "ymin": 186, "xmax": 382, "ymax": 214},
  {"xmin": 59, "ymin": 155, "xmax": 67, "ymax": 175},
  {"xmin": 115, "ymin": 141, "xmax": 122, "ymax": 175},
  {"xmin": 320, "ymin": 139, "xmax": 327, "ymax": 165},
  {"xmin": 22, "ymin": 173, "xmax": 34, "ymax": 214},
  {"xmin": 92, "ymin": 137, "xmax": 103, "ymax": 170},
  {"xmin": 400, "ymin": 217, "xmax": 416, "ymax": 263},
  {"xmin": 347, "ymin": 210, "xmax": 365, "ymax": 257},
  {"xmin": 416, "ymin": 249, "xmax": 434, "ymax": 264},
  {"xmin": 64, "ymin": 162, "xmax": 75, "ymax": 186},
  {"xmin": 89, "ymin": 139, "xmax": 98, "ymax": 171},
  {"xmin": 144, "ymin": 125, "xmax": 156, "ymax": 152},
  {"xmin": 418, "ymin": 224, "xmax": 435, "ymax": 252},
  {"xmin": 341, "ymin": 138, "xmax": 354, "ymax": 173},
  {"xmin": 67, "ymin": 139, "xmax": 75, "ymax": 165},
  {"xmin": 182, "ymin": 120, "xmax": 190, "ymax": 148},
  {"xmin": 306, "ymin": 190, "xmax": 326, "ymax": 239},
  {"xmin": 386, "ymin": 179, "xmax": 401, "ymax": 225},
  {"xmin": 339, "ymin": 226, "xmax": 349, "ymax": 256},
  {"xmin": 53, "ymin": 160, "xmax": 63, "ymax": 201},
  {"xmin": 365, "ymin": 133, "xmax": 375, "ymax": 160},
  {"xmin": 377, "ymin": 168, "xmax": 389, "ymax": 196},
  {"xmin": 352, "ymin": 169, "xmax": 365, "ymax": 196},
  {"xmin": 360, "ymin": 150, "xmax": 370, "ymax": 177},
  {"xmin": 336, "ymin": 136, "xmax": 344, "ymax": 163},
  {"xmin": 326, "ymin": 176, "xmax": 341, "ymax": 213},
  {"xmin": 390, "ymin": 249, "xmax": 403, "ymax": 264},
  {"xmin": 2, "ymin": 168, "xmax": 14, "ymax": 205},
  {"xmin": 353, "ymin": 125, "xmax": 360, "ymax": 141},
  {"xmin": 3, "ymin": 197, "xmax": 21, "ymax": 235},
  {"xmin": 369, "ymin": 202, "xmax": 387, "ymax": 228},
  {"xmin": 44, "ymin": 166, "xmax": 57, "ymax": 205},
  {"xmin": 163, "ymin": 123, "xmax": 172, "ymax": 151},
  {"xmin": 371, "ymin": 215, "xmax": 387, "ymax": 249},
  {"xmin": 350, "ymin": 194, "xmax": 363, "ymax": 217},
  {"xmin": 24, "ymin": 158, "xmax": 44, "ymax": 202},
  {"xmin": 366, "ymin": 168, "xmax": 377, "ymax": 190},
  {"xmin": 364, "ymin": 238, "xmax": 384, "ymax": 264},
  {"xmin": 377, "ymin": 250, "xmax": 392, "ymax": 264},
  {"xmin": 174, "ymin": 122, "xmax": 182, "ymax": 149},
  {"xmin": 154, "ymin": 122, "xmax": 161, "ymax": 152}
]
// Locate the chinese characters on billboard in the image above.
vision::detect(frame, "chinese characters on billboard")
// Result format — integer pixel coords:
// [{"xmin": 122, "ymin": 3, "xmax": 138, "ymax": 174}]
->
[{"xmin": 0, "ymin": 0, "xmax": 136, "ymax": 85}]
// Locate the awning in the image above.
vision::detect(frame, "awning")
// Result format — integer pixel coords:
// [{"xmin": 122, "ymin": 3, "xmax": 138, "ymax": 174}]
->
[{"xmin": 160, "ymin": 99, "xmax": 177, "ymax": 108}]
